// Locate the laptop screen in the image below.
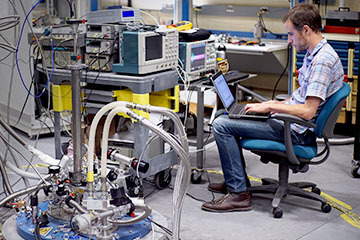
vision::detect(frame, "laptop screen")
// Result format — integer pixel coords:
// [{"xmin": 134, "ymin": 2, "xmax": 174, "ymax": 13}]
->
[{"xmin": 213, "ymin": 72, "xmax": 235, "ymax": 109}]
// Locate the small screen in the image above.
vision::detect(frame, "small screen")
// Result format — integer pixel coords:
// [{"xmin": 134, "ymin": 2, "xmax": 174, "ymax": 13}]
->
[
  {"xmin": 122, "ymin": 10, "xmax": 134, "ymax": 18},
  {"xmin": 213, "ymin": 73, "xmax": 234, "ymax": 109},
  {"xmin": 145, "ymin": 35, "xmax": 163, "ymax": 61},
  {"xmin": 190, "ymin": 43, "xmax": 206, "ymax": 72},
  {"xmin": 89, "ymin": 41, "xmax": 101, "ymax": 47},
  {"xmin": 89, "ymin": 25, "xmax": 101, "ymax": 32}
]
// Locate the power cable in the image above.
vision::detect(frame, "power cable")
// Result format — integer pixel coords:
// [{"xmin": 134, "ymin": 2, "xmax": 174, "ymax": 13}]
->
[
  {"xmin": 271, "ymin": 44, "xmax": 290, "ymax": 100},
  {"xmin": 15, "ymin": 0, "xmax": 53, "ymax": 98}
]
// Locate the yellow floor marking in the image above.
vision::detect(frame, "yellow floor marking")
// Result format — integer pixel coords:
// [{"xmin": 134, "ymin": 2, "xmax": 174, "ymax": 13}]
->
[{"xmin": 204, "ymin": 169, "xmax": 360, "ymax": 229}]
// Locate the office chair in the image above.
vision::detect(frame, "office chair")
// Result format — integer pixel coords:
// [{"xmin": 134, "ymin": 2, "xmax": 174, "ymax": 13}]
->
[{"xmin": 241, "ymin": 82, "xmax": 350, "ymax": 218}]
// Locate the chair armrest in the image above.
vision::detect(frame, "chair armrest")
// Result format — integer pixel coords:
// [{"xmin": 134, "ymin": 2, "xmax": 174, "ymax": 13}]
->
[
  {"xmin": 270, "ymin": 113, "xmax": 316, "ymax": 166},
  {"xmin": 272, "ymin": 113, "xmax": 316, "ymax": 129}
]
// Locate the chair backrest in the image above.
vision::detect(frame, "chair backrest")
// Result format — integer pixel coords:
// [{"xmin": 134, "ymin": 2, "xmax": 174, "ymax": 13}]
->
[{"xmin": 314, "ymin": 82, "xmax": 351, "ymax": 138}]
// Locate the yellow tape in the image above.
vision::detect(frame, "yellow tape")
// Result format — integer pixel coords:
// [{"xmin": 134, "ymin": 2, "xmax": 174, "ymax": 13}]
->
[
  {"xmin": 248, "ymin": 175, "xmax": 262, "ymax": 183},
  {"xmin": 341, "ymin": 213, "xmax": 360, "ymax": 229},
  {"xmin": 205, "ymin": 169, "xmax": 223, "ymax": 175},
  {"xmin": 321, "ymin": 192, "xmax": 352, "ymax": 210},
  {"xmin": 87, "ymin": 172, "xmax": 94, "ymax": 182},
  {"xmin": 322, "ymin": 193, "xmax": 360, "ymax": 229},
  {"xmin": 20, "ymin": 163, "xmax": 49, "ymax": 169},
  {"xmin": 205, "ymin": 168, "xmax": 360, "ymax": 229}
]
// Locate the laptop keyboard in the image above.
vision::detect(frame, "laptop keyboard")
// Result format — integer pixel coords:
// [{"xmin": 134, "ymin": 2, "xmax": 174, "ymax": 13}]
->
[{"xmin": 232, "ymin": 104, "xmax": 245, "ymax": 115}]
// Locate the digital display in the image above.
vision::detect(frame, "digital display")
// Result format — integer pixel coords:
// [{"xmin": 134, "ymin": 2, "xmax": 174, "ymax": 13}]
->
[
  {"xmin": 190, "ymin": 43, "xmax": 206, "ymax": 72},
  {"xmin": 122, "ymin": 10, "xmax": 135, "ymax": 18},
  {"xmin": 89, "ymin": 25, "xmax": 101, "ymax": 32},
  {"xmin": 214, "ymin": 74, "xmax": 234, "ymax": 109},
  {"xmin": 89, "ymin": 40, "xmax": 101, "ymax": 47},
  {"xmin": 145, "ymin": 35, "xmax": 163, "ymax": 61}
]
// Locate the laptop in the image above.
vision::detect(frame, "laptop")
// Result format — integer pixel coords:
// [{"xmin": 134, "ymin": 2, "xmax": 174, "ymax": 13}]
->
[{"xmin": 210, "ymin": 71, "xmax": 270, "ymax": 120}]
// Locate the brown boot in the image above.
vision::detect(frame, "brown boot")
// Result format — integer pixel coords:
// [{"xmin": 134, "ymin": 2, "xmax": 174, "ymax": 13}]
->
[
  {"xmin": 202, "ymin": 192, "xmax": 252, "ymax": 212},
  {"xmin": 208, "ymin": 181, "xmax": 228, "ymax": 194}
]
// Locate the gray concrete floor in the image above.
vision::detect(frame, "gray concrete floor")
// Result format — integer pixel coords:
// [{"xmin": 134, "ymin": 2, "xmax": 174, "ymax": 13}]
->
[
  {"xmin": 146, "ymin": 140, "xmax": 360, "ymax": 240},
  {"xmin": 1, "ymin": 131, "xmax": 360, "ymax": 240}
]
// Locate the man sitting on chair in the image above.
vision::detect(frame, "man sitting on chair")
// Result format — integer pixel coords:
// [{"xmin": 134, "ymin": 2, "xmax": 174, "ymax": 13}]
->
[{"xmin": 202, "ymin": 3, "xmax": 344, "ymax": 212}]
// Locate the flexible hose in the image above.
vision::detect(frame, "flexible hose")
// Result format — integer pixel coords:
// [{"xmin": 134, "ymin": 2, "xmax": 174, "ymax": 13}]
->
[
  {"xmin": 107, "ymin": 202, "xmax": 152, "ymax": 226},
  {"xmin": 317, "ymin": 137, "xmax": 354, "ymax": 145},
  {"xmin": 0, "ymin": 116, "xmax": 27, "ymax": 146},
  {"xmin": 87, "ymin": 101, "xmax": 130, "ymax": 193},
  {"xmin": 87, "ymin": 101, "xmax": 190, "ymax": 239},
  {"xmin": 69, "ymin": 199, "xmax": 152, "ymax": 226},
  {"xmin": 138, "ymin": 116, "xmax": 190, "ymax": 240},
  {"xmin": 0, "ymin": 183, "xmax": 47, "ymax": 207},
  {"xmin": 0, "ymin": 115, "xmax": 60, "ymax": 166},
  {"xmin": 100, "ymin": 106, "xmax": 132, "ymax": 191},
  {"xmin": 4, "ymin": 157, "xmax": 45, "ymax": 180},
  {"xmin": 0, "ymin": 159, "xmax": 14, "ymax": 194}
]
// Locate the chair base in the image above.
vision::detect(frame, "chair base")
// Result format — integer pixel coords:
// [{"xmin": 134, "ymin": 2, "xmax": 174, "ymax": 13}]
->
[{"xmin": 249, "ymin": 177, "xmax": 331, "ymax": 218}]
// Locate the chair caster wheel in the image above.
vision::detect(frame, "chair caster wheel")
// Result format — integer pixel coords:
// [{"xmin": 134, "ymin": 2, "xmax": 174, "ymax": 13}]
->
[
  {"xmin": 154, "ymin": 169, "xmax": 172, "ymax": 189},
  {"xmin": 350, "ymin": 164, "xmax": 360, "ymax": 178},
  {"xmin": 312, "ymin": 187, "xmax": 321, "ymax": 195},
  {"xmin": 321, "ymin": 203, "xmax": 331, "ymax": 213},
  {"xmin": 273, "ymin": 207, "xmax": 283, "ymax": 218},
  {"xmin": 191, "ymin": 169, "xmax": 202, "ymax": 184}
]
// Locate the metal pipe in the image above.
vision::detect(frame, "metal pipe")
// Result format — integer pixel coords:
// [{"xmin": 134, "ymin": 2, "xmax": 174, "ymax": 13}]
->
[
  {"xmin": 86, "ymin": 101, "xmax": 190, "ymax": 239},
  {"xmin": 317, "ymin": 137, "xmax": 354, "ymax": 145},
  {"xmin": 108, "ymin": 202, "xmax": 152, "ymax": 226},
  {"xmin": 0, "ymin": 158, "xmax": 14, "ymax": 194},
  {"xmin": 69, "ymin": 199, "xmax": 152, "ymax": 226},
  {"xmin": 47, "ymin": 0, "xmax": 56, "ymax": 15},
  {"xmin": 125, "ymin": 104, "xmax": 190, "ymax": 239},
  {"xmin": 68, "ymin": 199, "xmax": 88, "ymax": 214},
  {"xmin": 237, "ymin": 84, "xmax": 269, "ymax": 102},
  {"xmin": 339, "ymin": 0, "xmax": 346, "ymax": 9},
  {"xmin": 68, "ymin": 65, "xmax": 84, "ymax": 185},
  {"xmin": 136, "ymin": 116, "xmax": 190, "ymax": 240},
  {"xmin": 0, "ymin": 116, "xmax": 27, "ymax": 146},
  {"xmin": 0, "ymin": 183, "xmax": 47, "ymax": 207}
]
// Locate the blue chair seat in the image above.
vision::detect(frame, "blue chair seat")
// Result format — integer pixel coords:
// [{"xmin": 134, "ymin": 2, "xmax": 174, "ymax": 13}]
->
[{"xmin": 241, "ymin": 139, "xmax": 318, "ymax": 160}]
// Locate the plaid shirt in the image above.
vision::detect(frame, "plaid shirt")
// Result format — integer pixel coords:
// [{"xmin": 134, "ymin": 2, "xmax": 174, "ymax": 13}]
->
[{"xmin": 287, "ymin": 38, "xmax": 344, "ymax": 134}]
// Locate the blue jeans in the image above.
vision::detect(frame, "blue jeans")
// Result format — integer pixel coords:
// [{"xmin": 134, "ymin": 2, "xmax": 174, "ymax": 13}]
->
[{"xmin": 212, "ymin": 114, "xmax": 316, "ymax": 193}]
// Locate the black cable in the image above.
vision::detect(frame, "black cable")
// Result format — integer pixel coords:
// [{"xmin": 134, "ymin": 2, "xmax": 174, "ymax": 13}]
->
[
  {"xmin": 0, "ymin": 51, "xmax": 12, "ymax": 62},
  {"xmin": 147, "ymin": 217, "xmax": 172, "ymax": 236},
  {"xmin": 271, "ymin": 44, "xmax": 290, "ymax": 100},
  {"xmin": 13, "ymin": 43, "xmax": 39, "ymax": 127},
  {"xmin": 259, "ymin": 14, "xmax": 284, "ymax": 39},
  {"xmin": 36, "ymin": 117, "xmax": 52, "ymax": 133},
  {"xmin": 144, "ymin": 187, "xmax": 158, "ymax": 199},
  {"xmin": 65, "ymin": 0, "xmax": 74, "ymax": 18},
  {"xmin": 183, "ymin": 80, "xmax": 203, "ymax": 128},
  {"xmin": 34, "ymin": 221, "xmax": 41, "ymax": 240},
  {"xmin": 81, "ymin": 36, "xmax": 118, "ymax": 117},
  {"xmin": 167, "ymin": 185, "xmax": 207, "ymax": 203}
]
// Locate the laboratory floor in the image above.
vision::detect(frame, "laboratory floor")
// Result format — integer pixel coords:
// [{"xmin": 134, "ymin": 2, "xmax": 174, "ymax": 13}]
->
[
  {"xmin": 1, "ymin": 130, "xmax": 360, "ymax": 240},
  {"xmin": 148, "ymin": 139, "xmax": 360, "ymax": 240}
]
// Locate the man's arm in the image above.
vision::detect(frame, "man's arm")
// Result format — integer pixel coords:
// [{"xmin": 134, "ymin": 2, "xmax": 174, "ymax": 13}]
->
[{"xmin": 244, "ymin": 96, "xmax": 321, "ymax": 120}]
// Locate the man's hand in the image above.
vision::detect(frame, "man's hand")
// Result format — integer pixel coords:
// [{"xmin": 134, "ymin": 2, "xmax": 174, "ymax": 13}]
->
[
  {"xmin": 244, "ymin": 96, "xmax": 321, "ymax": 120},
  {"xmin": 244, "ymin": 103, "xmax": 271, "ymax": 114}
]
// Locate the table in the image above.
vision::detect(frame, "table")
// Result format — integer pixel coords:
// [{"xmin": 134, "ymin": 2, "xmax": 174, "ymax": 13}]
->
[
  {"xmin": 216, "ymin": 40, "xmax": 289, "ymax": 75},
  {"xmin": 36, "ymin": 65, "xmax": 179, "ymax": 180}
]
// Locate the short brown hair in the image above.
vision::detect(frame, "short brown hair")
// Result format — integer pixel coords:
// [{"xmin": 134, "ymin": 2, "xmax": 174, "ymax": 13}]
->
[{"xmin": 283, "ymin": 3, "xmax": 322, "ymax": 33}]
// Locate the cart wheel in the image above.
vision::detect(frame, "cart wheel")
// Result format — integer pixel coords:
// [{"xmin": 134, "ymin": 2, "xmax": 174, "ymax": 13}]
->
[
  {"xmin": 154, "ymin": 169, "xmax": 172, "ymax": 189},
  {"xmin": 190, "ymin": 169, "xmax": 202, "ymax": 184},
  {"xmin": 350, "ymin": 164, "xmax": 360, "ymax": 178},
  {"xmin": 321, "ymin": 203, "xmax": 331, "ymax": 213},
  {"xmin": 312, "ymin": 187, "xmax": 321, "ymax": 195},
  {"xmin": 273, "ymin": 207, "xmax": 283, "ymax": 218}
]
